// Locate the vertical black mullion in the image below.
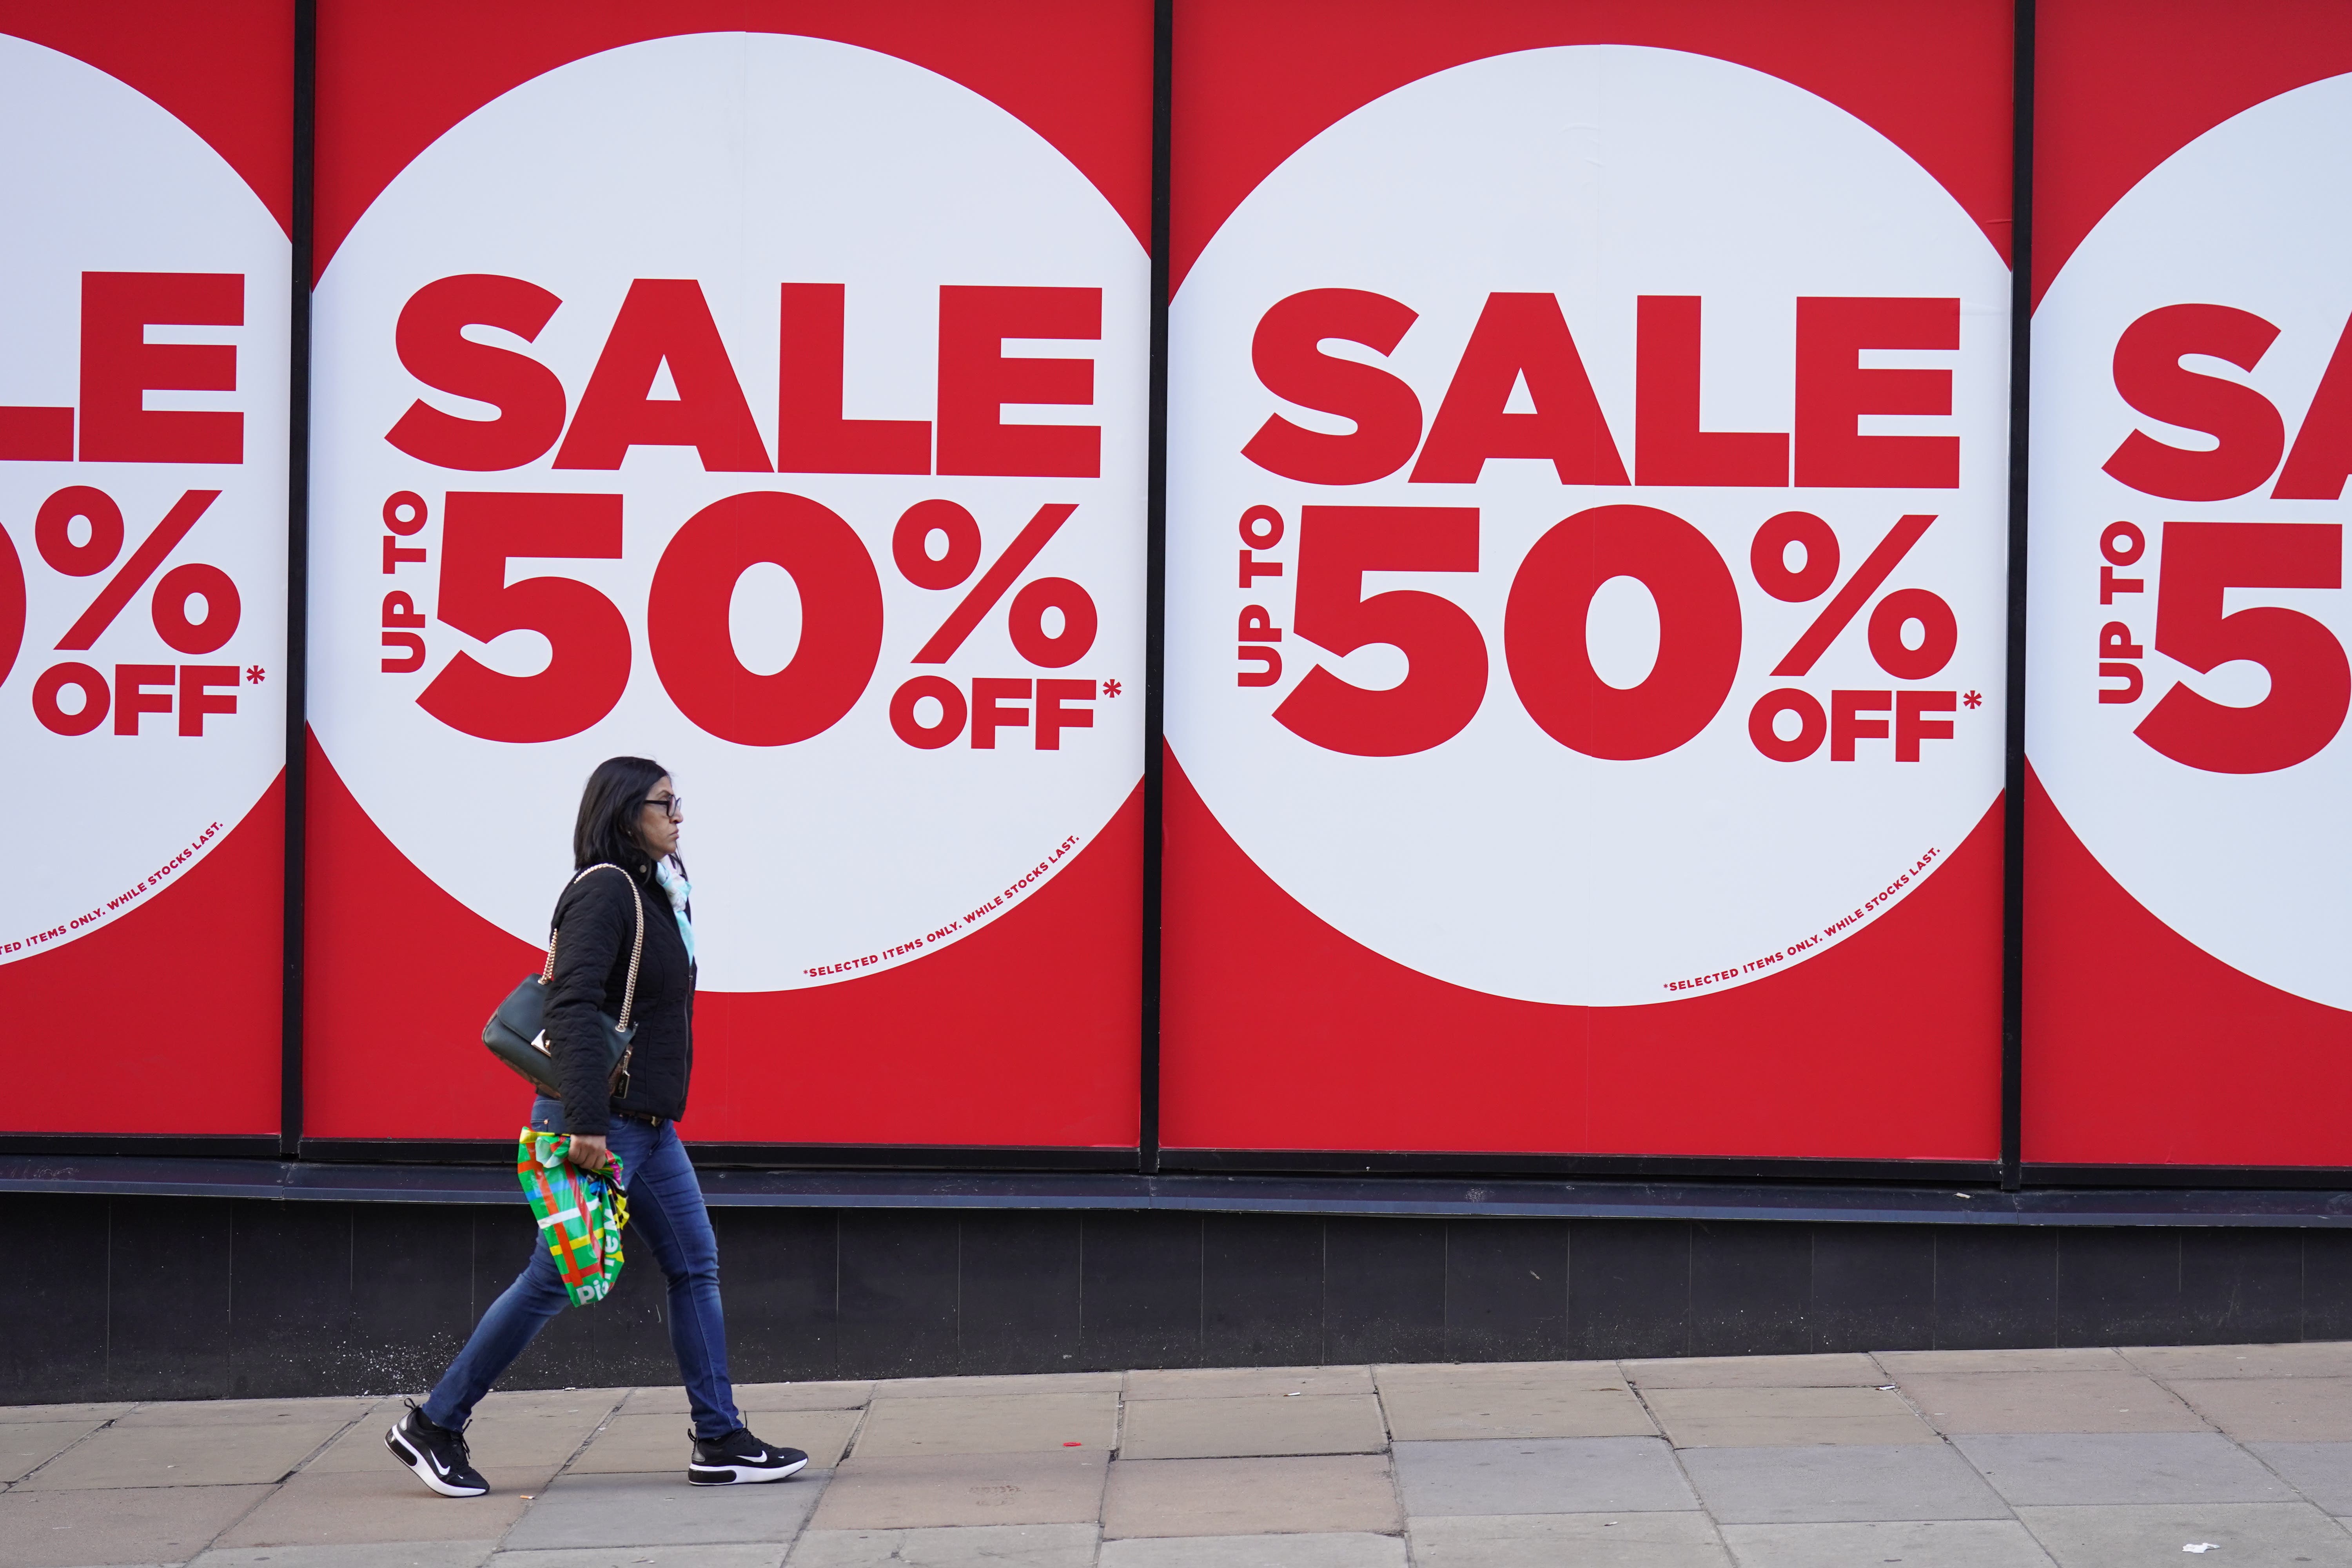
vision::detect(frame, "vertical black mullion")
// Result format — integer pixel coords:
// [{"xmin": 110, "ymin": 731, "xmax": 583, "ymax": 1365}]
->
[
  {"xmin": 1999, "ymin": 0, "xmax": 2036, "ymax": 1192},
  {"xmin": 1138, "ymin": 0, "xmax": 1174, "ymax": 1176},
  {"xmin": 279, "ymin": 0, "xmax": 318, "ymax": 1160}
]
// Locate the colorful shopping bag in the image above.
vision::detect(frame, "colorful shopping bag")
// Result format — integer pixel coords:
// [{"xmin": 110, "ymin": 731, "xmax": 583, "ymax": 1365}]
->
[{"xmin": 515, "ymin": 1131, "xmax": 630, "ymax": 1305}]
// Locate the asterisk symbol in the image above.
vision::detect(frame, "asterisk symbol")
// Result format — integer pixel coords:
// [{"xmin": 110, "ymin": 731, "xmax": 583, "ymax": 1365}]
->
[
  {"xmin": 1102, "ymin": 679, "xmax": 1122, "ymax": 698},
  {"xmin": 1962, "ymin": 689, "xmax": 1982, "ymax": 709},
  {"xmin": 245, "ymin": 665, "xmax": 267, "ymax": 685}
]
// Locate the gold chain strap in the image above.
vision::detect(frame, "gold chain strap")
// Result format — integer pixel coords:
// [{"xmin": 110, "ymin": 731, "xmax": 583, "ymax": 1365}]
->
[{"xmin": 538, "ymin": 863, "xmax": 648, "ymax": 1030}]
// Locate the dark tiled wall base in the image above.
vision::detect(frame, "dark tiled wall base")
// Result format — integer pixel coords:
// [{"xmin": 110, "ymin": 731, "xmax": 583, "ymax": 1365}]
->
[{"xmin": 4, "ymin": 1195, "xmax": 2348, "ymax": 1403}]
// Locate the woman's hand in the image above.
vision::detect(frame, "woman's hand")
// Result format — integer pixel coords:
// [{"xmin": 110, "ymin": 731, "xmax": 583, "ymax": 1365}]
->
[{"xmin": 566, "ymin": 1133, "xmax": 613, "ymax": 1174}]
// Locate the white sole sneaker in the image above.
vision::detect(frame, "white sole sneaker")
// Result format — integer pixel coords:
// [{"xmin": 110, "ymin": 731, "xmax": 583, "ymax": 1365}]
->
[
  {"xmin": 688, "ymin": 1454, "xmax": 808, "ymax": 1485},
  {"xmin": 386, "ymin": 1421, "xmax": 488, "ymax": 1498}
]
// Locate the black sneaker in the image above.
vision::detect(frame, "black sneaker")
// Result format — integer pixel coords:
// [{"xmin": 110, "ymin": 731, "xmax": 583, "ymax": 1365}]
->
[
  {"xmin": 385, "ymin": 1398, "xmax": 490, "ymax": 1497},
  {"xmin": 688, "ymin": 1426, "xmax": 809, "ymax": 1485}
]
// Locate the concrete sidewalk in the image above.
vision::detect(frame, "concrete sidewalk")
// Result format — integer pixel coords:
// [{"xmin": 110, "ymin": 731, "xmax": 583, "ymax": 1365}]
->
[{"xmin": 6, "ymin": 1343, "xmax": 2352, "ymax": 1566}]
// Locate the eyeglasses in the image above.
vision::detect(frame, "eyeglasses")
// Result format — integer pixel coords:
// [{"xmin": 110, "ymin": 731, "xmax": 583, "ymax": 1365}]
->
[{"xmin": 642, "ymin": 795, "xmax": 683, "ymax": 820}]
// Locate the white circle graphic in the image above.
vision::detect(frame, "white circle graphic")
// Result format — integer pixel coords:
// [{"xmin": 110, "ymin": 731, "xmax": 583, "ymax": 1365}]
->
[
  {"xmin": 2030, "ymin": 74, "xmax": 2352, "ymax": 1009},
  {"xmin": 0, "ymin": 34, "xmax": 289, "ymax": 964},
  {"xmin": 312, "ymin": 33, "xmax": 1146, "ymax": 991},
  {"xmin": 1168, "ymin": 46, "xmax": 2009, "ymax": 1006}
]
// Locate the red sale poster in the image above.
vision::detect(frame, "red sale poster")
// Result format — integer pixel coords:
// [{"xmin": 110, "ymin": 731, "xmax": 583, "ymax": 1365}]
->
[
  {"xmin": 2024, "ymin": 0, "xmax": 2352, "ymax": 1170},
  {"xmin": 304, "ymin": 1, "xmax": 1151, "ymax": 1149},
  {"xmin": 0, "ymin": 2, "xmax": 290, "ymax": 1139},
  {"xmin": 1160, "ymin": 0, "xmax": 2014, "ymax": 1163}
]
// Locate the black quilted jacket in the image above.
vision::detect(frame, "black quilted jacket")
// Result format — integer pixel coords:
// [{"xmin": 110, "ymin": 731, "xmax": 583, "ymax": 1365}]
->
[{"xmin": 541, "ymin": 860, "xmax": 693, "ymax": 1134}]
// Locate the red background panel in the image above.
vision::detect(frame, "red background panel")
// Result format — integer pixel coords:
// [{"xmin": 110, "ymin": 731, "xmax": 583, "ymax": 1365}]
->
[
  {"xmin": 0, "ymin": 0, "xmax": 289, "ymax": 1138},
  {"xmin": 1161, "ymin": 752, "xmax": 2005, "ymax": 1160},
  {"xmin": 303, "ymin": 737, "xmax": 1141, "ymax": 1146},
  {"xmin": 1172, "ymin": 0, "xmax": 2014, "ymax": 290},
  {"xmin": 2033, "ymin": 0, "xmax": 2352, "ymax": 305},
  {"xmin": 1160, "ymin": 0, "xmax": 2013, "ymax": 1161},
  {"xmin": 2024, "ymin": 0, "xmax": 2352, "ymax": 1168},
  {"xmin": 2022, "ymin": 770, "xmax": 2352, "ymax": 1167},
  {"xmin": 0, "ymin": 781, "xmax": 283, "ymax": 1136},
  {"xmin": 304, "ymin": 5, "xmax": 1149, "ymax": 1147},
  {"xmin": 314, "ymin": 0, "xmax": 1153, "ymax": 279},
  {"xmin": 0, "ymin": 0, "xmax": 293, "ymax": 236}
]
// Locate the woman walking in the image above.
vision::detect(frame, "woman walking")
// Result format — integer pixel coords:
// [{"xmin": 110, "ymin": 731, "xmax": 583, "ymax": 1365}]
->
[{"xmin": 387, "ymin": 757, "xmax": 807, "ymax": 1496}]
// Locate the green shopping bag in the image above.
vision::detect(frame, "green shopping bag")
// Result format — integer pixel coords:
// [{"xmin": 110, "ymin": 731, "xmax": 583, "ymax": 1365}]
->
[{"xmin": 515, "ymin": 1131, "xmax": 630, "ymax": 1305}]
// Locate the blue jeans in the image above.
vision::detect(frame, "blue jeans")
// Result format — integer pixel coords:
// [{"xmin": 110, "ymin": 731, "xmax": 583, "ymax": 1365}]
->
[{"xmin": 422, "ymin": 1098, "xmax": 742, "ymax": 1440}]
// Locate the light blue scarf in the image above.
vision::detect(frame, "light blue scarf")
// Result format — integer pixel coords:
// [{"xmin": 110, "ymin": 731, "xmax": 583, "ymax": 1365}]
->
[{"xmin": 655, "ymin": 859, "xmax": 695, "ymax": 966}]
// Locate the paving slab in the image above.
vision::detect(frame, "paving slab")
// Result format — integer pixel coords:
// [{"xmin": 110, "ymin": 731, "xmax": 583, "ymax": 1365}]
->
[
  {"xmin": 851, "ymin": 1394, "xmax": 1116, "ymax": 1459},
  {"xmin": 194, "ymin": 1545, "xmax": 499, "ymax": 1568},
  {"xmin": 747, "ymin": 1410, "xmax": 861, "ymax": 1469},
  {"xmin": 567, "ymin": 1410, "xmax": 858, "ymax": 1473},
  {"xmin": 1407, "ymin": 1512, "xmax": 1732, "ymax": 1568},
  {"xmin": 1098, "ymin": 1532, "xmax": 1408, "ymax": 1567},
  {"xmin": 1101, "ymin": 1455, "xmax": 1398, "ymax": 1538},
  {"xmin": 1642, "ymin": 1386, "xmax": 1935, "ymax": 1448},
  {"xmin": 1621, "ymin": 1354, "xmax": 1886, "ymax": 1389},
  {"xmin": 470, "ymin": 1390, "xmax": 632, "ymax": 1420},
  {"xmin": 742, "ymin": 1383, "xmax": 875, "ymax": 1413},
  {"xmin": 552, "ymin": 1387, "xmax": 706, "ymax": 1416},
  {"xmin": 786, "ymin": 1523, "xmax": 1098, "ymax": 1566},
  {"xmin": 810, "ymin": 1452, "xmax": 1104, "ymax": 1530},
  {"xmin": 296, "ymin": 1401, "xmax": 407, "ymax": 1448},
  {"xmin": 1393, "ymin": 1436, "xmax": 1695, "ymax": 1515},
  {"xmin": 2247, "ymin": 1441, "xmax": 2352, "ymax": 1514},
  {"xmin": 21, "ymin": 1416, "xmax": 352, "ymax": 1489},
  {"xmin": 871, "ymin": 1374, "xmax": 1125, "ymax": 1399},
  {"xmin": 490, "ymin": 1548, "xmax": 787, "ymax": 1568},
  {"xmin": 1679, "ymin": 1442, "xmax": 2010, "ymax": 1524},
  {"xmin": 2123, "ymin": 1341, "xmax": 2352, "ymax": 1381},
  {"xmin": 2, "ymin": 1419, "xmax": 107, "ymax": 1483},
  {"xmin": 1381, "ymin": 1371, "xmax": 1653, "ymax": 1441},
  {"xmin": 1126, "ymin": 1367, "xmax": 1372, "ymax": 1399},
  {"xmin": 0, "ymin": 1402, "xmax": 138, "ymax": 1423},
  {"xmin": 560, "ymin": 1412, "xmax": 718, "ymax": 1475},
  {"xmin": 1892, "ymin": 1370, "xmax": 2207, "ymax": 1434},
  {"xmin": 1374, "ymin": 1359, "xmax": 1619, "ymax": 1391},
  {"xmin": 1877, "ymin": 1349, "xmax": 2127, "ymax": 1375},
  {"xmin": 216, "ymin": 1468, "xmax": 535, "ymax": 1547},
  {"xmin": 1117, "ymin": 1394, "xmax": 1387, "ymax": 1459},
  {"xmin": 2014, "ymin": 1500, "xmax": 2352, "ymax": 1567},
  {"xmin": 1719, "ymin": 1519, "xmax": 2059, "ymax": 1567},
  {"xmin": 2169, "ymin": 1376, "xmax": 2352, "ymax": 1440},
  {"xmin": 111, "ymin": 1398, "xmax": 375, "ymax": 1429},
  {"xmin": 0, "ymin": 1481, "xmax": 275, "ymax": 1568},
  {"xmin": 40, "ymin": 1350, "xmax": 2352, "ymax": 1568},
  {"xmin": 465, "ymin": 1397, "xmax": 626, "ymax": 1431},
  {"xmin": 504, "ymin": 1468, "xmax": 825, "ymax": 1547},
  {"xmin": 1954, "ymin": 1431, "xmax": 2300, "ymax": 1506}
]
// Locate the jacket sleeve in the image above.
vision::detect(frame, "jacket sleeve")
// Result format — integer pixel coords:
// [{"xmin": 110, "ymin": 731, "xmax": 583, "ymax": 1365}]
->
[{"xmin": 543, "ymin": 869, "xmax": 637, "ymax": 1135}]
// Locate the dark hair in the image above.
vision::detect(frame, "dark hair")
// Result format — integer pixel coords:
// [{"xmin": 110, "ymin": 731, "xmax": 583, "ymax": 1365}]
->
[{"xmin": 572, "ymin": 756, "xmax": 675, "ymax": 880}]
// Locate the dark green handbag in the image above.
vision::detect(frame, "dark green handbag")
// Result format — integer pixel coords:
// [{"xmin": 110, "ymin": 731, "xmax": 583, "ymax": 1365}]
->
[{"xmin": 482, "ymin": 863, "xmax": 644, "ymax": 1100}]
